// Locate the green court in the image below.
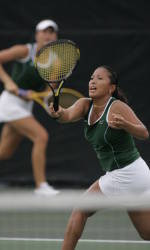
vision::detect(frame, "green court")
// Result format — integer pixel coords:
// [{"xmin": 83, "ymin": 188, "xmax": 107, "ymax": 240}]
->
[
  {"xmin": 0, "ymin": 240, "xmax": 150, "ymax": 250},
  {"xmin": 0, "ymin": 209, "xmax": 150, "ymax": 250}
]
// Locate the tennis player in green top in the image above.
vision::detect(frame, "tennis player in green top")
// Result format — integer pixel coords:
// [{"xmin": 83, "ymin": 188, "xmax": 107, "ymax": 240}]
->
[
  {"xmin": 0, "ymin": 19, "xmax": 59, "ymax": 196},
  {"xmin": 49, "ymin": 65, "xmax": 150, "ymax": 249}
]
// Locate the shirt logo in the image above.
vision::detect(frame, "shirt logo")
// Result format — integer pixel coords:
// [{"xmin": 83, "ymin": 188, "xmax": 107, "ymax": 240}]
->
[{"xmin": 99, "ymin": 120, "xmax": 104, "ymax": 125}]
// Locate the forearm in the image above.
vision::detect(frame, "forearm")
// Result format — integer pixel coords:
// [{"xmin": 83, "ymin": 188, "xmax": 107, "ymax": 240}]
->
[
  {"xmin": 56, "ymin": 108, "xmax": 79, "ymax": 123},
  {"xmin": 0, "ymin": 64, "xmax": 14, "ymax": 87},
  {"xmin": 0, "ymin": 64, "xmax": 18, "ymax": 94},
  {"xmin": 49, "ymin": 98, "xmax": 88, "ymax": 123},
  {"xmin": 124, "ymin": 121, "xmax": 149, "ymax": 140}
]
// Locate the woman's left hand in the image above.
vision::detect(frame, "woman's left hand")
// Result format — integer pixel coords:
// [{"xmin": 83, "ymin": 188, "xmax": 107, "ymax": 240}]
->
[{"xmin": 108, "ymin": 113, "xmax": 127, "ymax": 129}]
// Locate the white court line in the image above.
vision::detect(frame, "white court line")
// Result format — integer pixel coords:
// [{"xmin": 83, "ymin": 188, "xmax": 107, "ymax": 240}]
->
[{"xmin": 0, "ymin": 237, "xmax": 149, "ymax": 244}]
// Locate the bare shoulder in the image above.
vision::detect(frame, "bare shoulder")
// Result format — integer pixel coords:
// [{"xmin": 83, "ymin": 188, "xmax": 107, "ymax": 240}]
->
[
  {"xmin": 70, "ymin": 97, "xmax": 91, "ymax": 117},
  {"xmin": 77, "ymin": 97, "xmax": 91, "ymax": 109},
  {"xmin": 108, "ymin": 99, "xmax": 142, "ymax": 124},
  {"xmin": 8, "ymin": 44, "xmax": 29, "ymax": 58},
  {"xmin": 110, "ymin": 100, "xmax": 133, "ymax": 114},
  {"xmin": 76, "ymin": 97, "xmax": 91, "ymax": 106},
  {"xmin": 0, "ymin": 44, "xmax": 29, "ymax": 61}
]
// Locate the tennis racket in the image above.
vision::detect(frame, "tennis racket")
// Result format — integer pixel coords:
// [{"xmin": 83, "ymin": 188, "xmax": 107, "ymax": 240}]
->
[
  {"xmin": 18, "ymin": 88, "xmax": 84, "ymax": 113},
  {"xmin": 34, "ymin": 39, "xmax": 80, "ymax": 111}
]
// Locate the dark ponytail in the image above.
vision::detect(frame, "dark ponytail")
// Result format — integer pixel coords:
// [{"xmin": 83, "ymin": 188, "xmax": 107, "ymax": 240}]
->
[
  {"xmin": 100, "ymin": 65, "xmax": 128, "ymax": 103},
  {"xmin": 112, "ymin": 86, "xmax": 128, "ymax": 103}
]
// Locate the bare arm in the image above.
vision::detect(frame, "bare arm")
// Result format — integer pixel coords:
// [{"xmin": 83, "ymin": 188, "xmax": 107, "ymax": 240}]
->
[
  {"xmin": 49, "ymin": 98, "xmax": 91, "ymax": 123},
  {"xmin": 0, "ymin": 45, "xmax": 29, "ymax": 94},
  {"xmin": 108, "ymin": 100, "xmax": 149, "ymax": 140}
]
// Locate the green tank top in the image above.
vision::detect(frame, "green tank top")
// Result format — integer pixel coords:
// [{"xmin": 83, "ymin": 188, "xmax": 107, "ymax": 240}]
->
[
  {"xmin": 84, "ymin": 97, "xmax": 140, "ymax": 172},
  {"xmin": 11, "ymin": 43, "xmax": 46, "ymax": 91}
]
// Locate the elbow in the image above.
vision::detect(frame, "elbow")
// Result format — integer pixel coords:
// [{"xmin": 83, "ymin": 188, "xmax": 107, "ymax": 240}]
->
[
  {"xmin": 136, "ymin": 127, "xmax": 149, "ymax": 140},
  {"xmin": 142, "ymin": 128, "xmax": 149, "ymax": 140},
  {"xmin": 145, "ymin": 130, "xmax": 149, "ymax": 139}
]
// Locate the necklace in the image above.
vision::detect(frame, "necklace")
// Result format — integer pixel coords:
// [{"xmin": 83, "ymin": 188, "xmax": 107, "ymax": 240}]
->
[
  {"xmin": 93, "ymin": 104, "xmax": 106, "ymax": 108},
  {"xmin": 92, "ymin": 102, "xmax": 107, "ymax": 117},
  {"xmin": 92, "ymin": 106, "xmax": 105, "ymax": 117}
]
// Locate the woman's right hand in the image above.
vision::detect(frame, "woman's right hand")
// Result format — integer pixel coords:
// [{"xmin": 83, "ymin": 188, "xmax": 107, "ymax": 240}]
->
[
  {"xmin": 5, "ymin": 80, "xmax": 19, "ymax": 95},
  {"xmin": 48, "ymin": 103, "xmax": 64, "ymax": 120}
]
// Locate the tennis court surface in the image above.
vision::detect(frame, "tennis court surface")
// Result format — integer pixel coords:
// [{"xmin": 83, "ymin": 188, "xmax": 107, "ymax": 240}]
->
[{"xmin": 0, "ymin": 189, "xmax": 150, "ymax": 250}]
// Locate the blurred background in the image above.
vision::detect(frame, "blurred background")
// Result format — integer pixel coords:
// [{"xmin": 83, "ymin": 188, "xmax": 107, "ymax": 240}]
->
[{"xmin": 0, "ymin": 0, "xmax": 149, "ymax": 189}]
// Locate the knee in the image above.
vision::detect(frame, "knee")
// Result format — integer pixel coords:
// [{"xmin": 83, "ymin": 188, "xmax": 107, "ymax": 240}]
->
[
  {"xmin": 68, "ymin": 211, "xmax": 90, "ymax": 237},
  {"xmin": 72, "ymin": 210, "xmax": 92, "ymax": 221},
  {"xmin": 34, "ymin": 130, "xmax": 49, "ymax": 146}
]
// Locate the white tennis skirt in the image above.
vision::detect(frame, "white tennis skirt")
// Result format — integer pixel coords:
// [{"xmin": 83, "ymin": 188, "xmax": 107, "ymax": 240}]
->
[
  {"xmin": 99, "ymin": 157, "xmax": 150, "ymax": 196},
  {"xmin": 0, "ymin": 90, "xmax": 33, "ymax": 122}
]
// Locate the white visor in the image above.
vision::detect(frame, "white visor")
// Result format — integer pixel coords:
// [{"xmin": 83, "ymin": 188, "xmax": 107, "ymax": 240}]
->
[{"xmin": 36, "ymin": 19, "xmax": 58, "ymax": 32}]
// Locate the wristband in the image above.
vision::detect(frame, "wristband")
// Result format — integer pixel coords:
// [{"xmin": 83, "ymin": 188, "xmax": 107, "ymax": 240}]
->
[{"xmin": 18, "ymin": 88, "xmax": 28, "ymax": 97}]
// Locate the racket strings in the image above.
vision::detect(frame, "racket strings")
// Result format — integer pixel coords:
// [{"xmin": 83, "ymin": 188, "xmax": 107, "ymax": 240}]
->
[{"xmin": 36, "ymin": 42, "xmax": 80, "ymax": 82}]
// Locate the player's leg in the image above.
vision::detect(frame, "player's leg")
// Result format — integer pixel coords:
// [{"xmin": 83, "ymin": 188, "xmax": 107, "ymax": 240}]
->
[
  {"xmin": 0, "ymin": 123, "xmax": 23, "ymax": 160},
  {"xmin": 127, "ymin": 158, "xmax": 150, "ymax": 240},
  {"xmin": 9, "ymin": 116, "xmax": 48, "ymax": 187},
  {"xmin": 62, "ymin": 180, "xmax": 101, "ymax": 250},
  {"xmin": 128, "ymin": 210, "xmax": 150, "ymax": 240},
  {"xmin": 9, "ymin": 116, "xmax": 58, "ymax": 194}
]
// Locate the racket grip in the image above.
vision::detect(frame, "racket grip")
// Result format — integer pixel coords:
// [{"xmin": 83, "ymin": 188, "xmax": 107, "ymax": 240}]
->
[{"xmin": 53, "ymin": 96, "xmax": 59, "ymax": 112}]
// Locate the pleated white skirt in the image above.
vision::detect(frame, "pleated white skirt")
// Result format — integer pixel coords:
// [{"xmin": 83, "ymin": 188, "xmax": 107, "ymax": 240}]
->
[
  {"xmin": 99, "ymin": 157, "xmax": 150, "ymax": 196},
  {"xmin": 0, "ymin": 90, "xmax": 33, "ymax": 122}
]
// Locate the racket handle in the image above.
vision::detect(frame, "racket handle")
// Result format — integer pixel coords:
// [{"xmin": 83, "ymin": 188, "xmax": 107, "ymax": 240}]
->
[{"xmin": 53, "ymin": 96, "xmax": 59, "ymax": 112}]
